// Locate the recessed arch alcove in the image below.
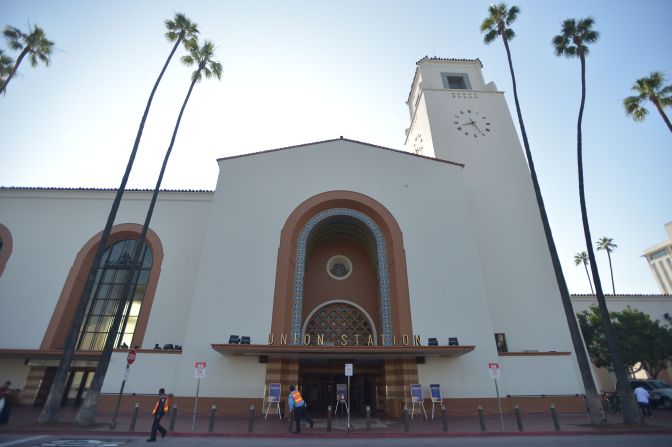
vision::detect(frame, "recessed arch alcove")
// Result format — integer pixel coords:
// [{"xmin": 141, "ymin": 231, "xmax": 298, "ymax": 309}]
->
[{"xmin": 270, "ymin": 191, "xmax": 412, "ymax": 344}]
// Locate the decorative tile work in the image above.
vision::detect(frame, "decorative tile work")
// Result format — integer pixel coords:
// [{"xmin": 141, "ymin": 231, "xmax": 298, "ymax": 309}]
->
[{"xmin": 291, "ymin": 208, "xmax": 393, "ymax": 345}]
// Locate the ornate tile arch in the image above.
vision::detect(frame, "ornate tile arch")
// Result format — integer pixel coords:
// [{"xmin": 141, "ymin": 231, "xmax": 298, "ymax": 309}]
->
[{"xmin": 292, "ymin": 208, "xmax": 392, "ymax": 345}]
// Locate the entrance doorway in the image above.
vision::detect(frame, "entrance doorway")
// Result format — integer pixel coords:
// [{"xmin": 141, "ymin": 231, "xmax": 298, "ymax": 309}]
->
[
  {"xmin": 298, "ymin": 360, "xmax": 382, "ymax": 416},
  {"xmin": 34, "ymin": 367, "xmax": 95, "ymax": 407}
]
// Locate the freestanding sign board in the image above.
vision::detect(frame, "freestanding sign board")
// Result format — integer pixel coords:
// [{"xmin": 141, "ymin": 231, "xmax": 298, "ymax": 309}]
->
[
  {"xmin": 264, "ymin": 382, "xmax": 282, "ymax": 419},
  {"xmin": 336, "ymin": 383, "xmax": 347, "ymax": 400},
  {"xmin": 430, "ymin": 384, "xmax": 441, "ymax": 402},
  {"xmin": 410, "ymin": 384, "xmax": 427, "ymax": 419},
  {"xmin": 429, "ymin": 384, "xmax": 442, "ymax": 420}
]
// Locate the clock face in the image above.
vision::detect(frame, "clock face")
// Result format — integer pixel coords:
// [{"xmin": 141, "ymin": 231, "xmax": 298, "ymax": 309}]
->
[{"xmin": 453, "ymin": 110, "xmax": 491, "ymax": 138}]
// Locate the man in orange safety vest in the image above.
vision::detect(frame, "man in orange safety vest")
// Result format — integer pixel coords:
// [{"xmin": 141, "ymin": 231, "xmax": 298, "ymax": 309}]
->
[
  {"xmin": 147, "ymin": 388, "xmax": 169, "ymax": 442},
  {"xmin": 288, "ymin": 385, "xmax": 313, "ymax": 433}
]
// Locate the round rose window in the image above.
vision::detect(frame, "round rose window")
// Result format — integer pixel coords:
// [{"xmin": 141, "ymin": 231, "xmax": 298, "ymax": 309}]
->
[{"xmin": 326, "ymin": 255, "xmax": 352, "ymax": 280}]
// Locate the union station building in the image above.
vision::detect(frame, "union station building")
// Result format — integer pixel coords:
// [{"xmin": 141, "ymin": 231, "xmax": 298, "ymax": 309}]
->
[{"xmin": 1, "ymin": 57, "xmax": 668, "ymax": 416}]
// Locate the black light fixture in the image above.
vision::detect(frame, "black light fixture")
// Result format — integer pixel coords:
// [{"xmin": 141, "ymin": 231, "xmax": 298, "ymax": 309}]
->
[
  {"xmin": 228, "ymin": 335, "xmax": 240, "ymax": 344},
  {"xmin": 241, "ymin": 336, "xmax": 251, "ymax": 345},
  {"xmin": 428, "ymin": 337, "xmax": 438, "ymax": 347},
  {"xmin": 163, "ymin": 343, "xmax": 174, "ymax": 350},
  {"xmin": 448, "ymin": 337, "xmax": 459, "ymax": 346},
  {"xmin": 154, "ymin": 343, "xmax": 162, "ymax": 349}
]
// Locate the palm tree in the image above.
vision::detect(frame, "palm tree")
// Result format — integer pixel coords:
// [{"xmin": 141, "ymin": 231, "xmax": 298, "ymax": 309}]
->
[
  {"xmin": 0, "ymin": 24, "xmax": 54, "ymax": 96},
  {"xmin": 0, "ymin": 49, "xmax": 14, "ymax": 93},
  {"xmin": 39, "ymin": 13, "xmax": 199, "ymax": 424},
  {"xmin": 624, "ymin": 71, "xmax": 672, "ymax": 133},
  {"xmin": 75, "ymin": 39, "xmax": 222, "ymax": 425},
  {"xmin": 574, "ymin": 251, "xmax": 594, "ymax": 294},
  {"xmin": 481, "ymin": 4, "xmax": 606, "ymax": 424},
  {"xmin": 553, "ymin": 17, "xmax": 641, "ymax": 424},
  {"xmin": 596, "ymin": 237, "xmax": 617, "ymax": 294}
]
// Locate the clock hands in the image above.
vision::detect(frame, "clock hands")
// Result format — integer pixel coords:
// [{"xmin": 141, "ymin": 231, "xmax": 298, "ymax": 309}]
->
[{"xmin": 462, "ymin": 119, "xmax": 485, "ymax": 136}]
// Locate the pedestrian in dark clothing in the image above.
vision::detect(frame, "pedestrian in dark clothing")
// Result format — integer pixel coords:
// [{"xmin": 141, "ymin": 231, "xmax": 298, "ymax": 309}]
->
[
  {"xmin": 288, "ymin": 385, "xmax": 313, "ymax": 433},
  {"xmin": 0, "ymin": 381, "xmax": 11, "ymax": 425},
  {"xmin": 147, "ymin": 388, "xmax": 169, "ymax": 442}
]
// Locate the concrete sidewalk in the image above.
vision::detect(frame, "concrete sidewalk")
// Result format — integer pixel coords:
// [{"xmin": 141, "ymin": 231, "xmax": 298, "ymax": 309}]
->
[{"xmin": 2, "ymin": 405, "xmax": 672, "ymax": 437}]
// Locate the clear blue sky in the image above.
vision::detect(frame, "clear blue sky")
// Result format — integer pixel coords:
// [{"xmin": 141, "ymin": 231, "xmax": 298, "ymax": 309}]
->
[{"xmin": 1, "ymin": 0, "xmax": 670, "ymax": 294}]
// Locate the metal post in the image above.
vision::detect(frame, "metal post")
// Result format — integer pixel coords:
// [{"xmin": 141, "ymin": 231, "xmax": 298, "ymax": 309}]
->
[
  {"xmin": 110, "ymin": 364, "xmax": 130, "ymax": 429},
  {"xmin": 327, "ymin": 405, "xmax": 332, "ymax": 432},
  {"xmin": 248, "ymin": 405, "xmax": 255, "ymax": 432},
  {"xmin": 515, "ymin": 405, "xmax": 523, "ymax": 431},
  {"xmin": 403, "ymin": 405, "xmax": 410, "ymax": 432},
  {"xmin": 550, "ymin": 404, "xmax": 560, "ymax": 431},
  {"xmin": 129, "ymin": 403, "xmax": 140, "ymax": 432},
  {"xmin": 208, "ymin": 404, "xmax": 216, "ymax": 433},
  {"xmin": 365, "ymin": 405, "xmax": 371, "ymax": 432},
  {"xmin": 477, "ymin": 405, "xmax": 486, "ymax": 432},
  {"xmin": 494, "ymin": 378, "xmax": 505, "ymax": 432},
  {"xmin": 347, "ymin": 374, "xmax": 351, "ymax": 431},
  {"xmin": 191, "ymin": 377, "xmax": 201, "ymax": 432},
  {"xmin": 169, "ymin": 403, "xmax": 178, "ymax": 432},
  {"xmin": 441, "ymin": 405, "xmax": 448, "ymax": 432},
  {"xmin": 287, "ymin": 402, "xmax": 293, "ymax": 433}
]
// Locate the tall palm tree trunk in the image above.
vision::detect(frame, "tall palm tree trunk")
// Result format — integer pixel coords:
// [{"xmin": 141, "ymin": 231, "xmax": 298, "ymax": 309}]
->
[
  {"xmin": 39, "ymin": 37, "xmax": 184, "ymax": 424},
  {"xmin": 606, "ymin": 251, "xmax": 615, "ymax": 294},
  {"xmin": 651, "ymin": 96, "xmax": 672, "ymax": 132},
  {"xmin": 0, "ymin": 46, "xmax": 28, "ymax": 95},
  {"xmin": 502, "ymin": 36, "xmax": 605, "ymax": 424},
  {"xmin": 583, "ymin": 263, "xmax": 594, "ymax": 294},
  {"xmin": 576, "ymin": 53, "xmax": 641, "ymax": 424},
  {"xmin": 76, "ymin": 74, "xmax": 198, "ymax": 425}
]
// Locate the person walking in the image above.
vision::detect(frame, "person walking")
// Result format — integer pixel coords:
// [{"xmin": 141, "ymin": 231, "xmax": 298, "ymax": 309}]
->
[
  {"xmin": 147, "ymin": 388, "xmax": 169, "ymax": 441},
  {"xmin": 0, "ymin": 381, "xmax": 11, "ymax": 425},
  {"xmin": 288, "ymin": 385, "xmax": 313, "ymax": 433},
  {"xmin": 634, "ymin": 384, "xmax": 652, "ymax": 417}
]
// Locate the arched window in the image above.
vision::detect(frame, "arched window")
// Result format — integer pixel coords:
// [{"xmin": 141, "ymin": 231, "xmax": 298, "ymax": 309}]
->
[
  {"xmin": 77, "ymin": 239, "xmax": 152, "ymax": 351},
  {"xmin": 304, "ymin": 301, "xmax": 376, "ymax": 346},
  {"xmin": 0, "ymin": 223, "xmax": 12, "ymax": 277}
]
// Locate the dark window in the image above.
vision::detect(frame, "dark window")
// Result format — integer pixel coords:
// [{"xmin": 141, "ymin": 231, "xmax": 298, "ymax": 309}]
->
[
  {"xmin": 494, "ymin": 333, "xmax": 508, "ymax": 353},
  {"xmin": 447, "ymin": 76, "xmax": 467, "ymax": 89},
  {"xmin": 77, "ymin": 239, "xmax": 152, "ymax": 350}
]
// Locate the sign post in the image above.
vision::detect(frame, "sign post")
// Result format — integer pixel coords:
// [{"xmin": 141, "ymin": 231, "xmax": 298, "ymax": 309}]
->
[
  {"xmin": 192, "ymin": 361, "xmax": 206, "ymax": 432},
  {"xmin": 111, "ymin": 349, "xmax": 136, "ymax": 429},
  {"xmin": 489, "ymin": 362, "xmax": 505, "ymax": 432},
  {"xmin": 345, "ymin": 363, "xmax": 353, "ymax": 430}
]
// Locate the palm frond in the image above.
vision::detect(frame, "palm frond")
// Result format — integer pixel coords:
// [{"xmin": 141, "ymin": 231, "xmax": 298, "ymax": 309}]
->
[
  {"xmin": 483, "ymin": 29, "xmax": 498, "ymax": 44},
  {"xmin": 507, "ymin": 5, "xmax": 520, "ymax": 25},
  {"xmin": 504, "ymin": 28, "xmax": 515, "ymax": 41}
]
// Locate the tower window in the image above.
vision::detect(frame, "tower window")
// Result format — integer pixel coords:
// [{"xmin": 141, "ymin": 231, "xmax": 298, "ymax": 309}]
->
[
  {"xmin": 494, "ymin": 333, "xmax": 508, "ymax": 353},
  {"xmin": 441, "ymin": 72, "xmax": 471, "ymax": 90}
]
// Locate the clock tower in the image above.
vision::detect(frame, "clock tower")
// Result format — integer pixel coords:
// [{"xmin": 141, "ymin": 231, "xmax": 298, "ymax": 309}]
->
[{"xmin": 404, "ymin": 57, "xmax": 570, "ymax": 352}]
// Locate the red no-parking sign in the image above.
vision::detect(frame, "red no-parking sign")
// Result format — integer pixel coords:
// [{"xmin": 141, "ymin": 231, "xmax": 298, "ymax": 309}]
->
[{"xmin": 127, "ymin": 349, "xmax": 137, "ymax": 365}]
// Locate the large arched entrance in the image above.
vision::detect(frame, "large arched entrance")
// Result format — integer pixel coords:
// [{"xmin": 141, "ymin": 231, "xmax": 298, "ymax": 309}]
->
[{"xmin": 266, "ymin": 191, "xmax": 418, "ymax": 415}]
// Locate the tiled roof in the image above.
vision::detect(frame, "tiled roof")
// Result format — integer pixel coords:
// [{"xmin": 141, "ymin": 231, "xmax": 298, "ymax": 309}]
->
[
  {"xmin": 216, "ymin": 137, "xmax": 465, "ymax": 168},
  {"xmin": 0, "ymin": 186, "xmax": 214, "ymax": 193}
]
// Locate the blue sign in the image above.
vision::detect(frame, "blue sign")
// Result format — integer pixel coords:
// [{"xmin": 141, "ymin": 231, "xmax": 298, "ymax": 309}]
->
[
  {"xmin": 268, "ymin": 383, "xmax": 281, "ymax": 402},
  {"xmin": 336, "ymin": 383, "xmax": 347, "ymax": 400},
  {"xmin": 430, "ymin": 384, "xmax": 441, "ymax": 402},
  {"xmin": 411, "ymin": 384, "xmax": 423, "ymax": 402}
]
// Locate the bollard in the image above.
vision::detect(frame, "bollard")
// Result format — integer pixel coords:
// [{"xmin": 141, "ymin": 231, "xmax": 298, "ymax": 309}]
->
[
  {"xmin": 514, "ymin": 405, "xmax": 523, "ymax": 431},
  {"xmin": 208, "ymin": 405, "xmax": 216, "ymax": 433},
  {"xmin": 288, "ymin": 406, "xmax": 294, "ymax": 433},
  {"xmin": 169, "ymin": 403, "xmax": 178, "ymax": 432},
  {"xmin": 550, "ymin": 404, "xmax": 560, "ymax": 431},
  {"xmin": 477, "ymin": 405, "xmax": 486, "ymax": 432},
  {"xmin": 327, "ymin": 405, "xmax": 332, "ymax": 432},
  {"xmin": 403, "ymin": 405, "xmax": 410, "ymax": 432},
  {"xmin": 129, "ymin": 403, "xmax": 140, "ymax": 432},
  {"xmin": 365, "ymin": 406, "xmax": 371, "ymax": 432},
  {"xmin": 248, "ymin": 405, "xmax": 255, "ymax": 432},
  {"xmin": 441, "ymin": 405, "xmax": 448, "ymax": 432}
]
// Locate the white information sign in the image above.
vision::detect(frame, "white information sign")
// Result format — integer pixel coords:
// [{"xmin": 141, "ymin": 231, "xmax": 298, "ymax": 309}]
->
[
  {"xmin": 194, "ymin": 361, "xmax": 207, "ymax": 379},
  {"xmin": 345, "ymin": 363, "xmax": 353, "ymax": 376},
  {"xmin": 488, "ymin": 362, "xmax": 501, "ymax": 379}
]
